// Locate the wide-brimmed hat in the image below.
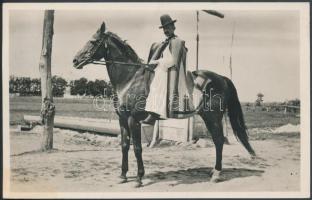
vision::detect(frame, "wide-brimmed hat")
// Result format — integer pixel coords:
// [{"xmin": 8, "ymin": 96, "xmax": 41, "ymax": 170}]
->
[{"xmin": 159, "ymin": 14, "xmax": 177, "ymax": 29}]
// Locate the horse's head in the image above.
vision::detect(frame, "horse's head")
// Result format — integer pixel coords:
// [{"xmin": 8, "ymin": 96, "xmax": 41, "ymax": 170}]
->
[
  {"xmin": 73, "ymin": 22, "xmax": 107, "ymax": 69},
  {"xmin": 73, "ymin": 22, "xmax": 141, "ymax": 69}
]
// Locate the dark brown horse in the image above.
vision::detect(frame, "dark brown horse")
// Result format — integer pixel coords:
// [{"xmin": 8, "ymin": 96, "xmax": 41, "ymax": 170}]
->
[{"xmin": 73, "ymin": 22, "xmax": 256, "ymax": 187}]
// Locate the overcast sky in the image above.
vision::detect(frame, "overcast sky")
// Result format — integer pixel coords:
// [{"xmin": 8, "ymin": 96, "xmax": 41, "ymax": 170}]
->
[{"xmin": 8, "ymin": 8, "xmax": 300, "ymax": 102}]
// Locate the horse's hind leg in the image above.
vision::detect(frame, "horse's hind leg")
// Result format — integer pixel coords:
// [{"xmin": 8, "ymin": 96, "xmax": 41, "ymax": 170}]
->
[
  {"xmin": 128, "ymin": 116, "xmax": 145, "ymax": 187},
  {"xmin": 119, "ymin": 117, "xmax": 130, "ymax": 183},
  {"xmin": 200, "ymin": 112, "xmax": 225, "ymax": 182}
]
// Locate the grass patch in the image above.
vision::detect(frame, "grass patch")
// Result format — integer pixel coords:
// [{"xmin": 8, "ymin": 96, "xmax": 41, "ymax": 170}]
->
[
  {"xmin": 9, "ymin": 96, "xmax": 118, "ymax": 124},
  {"xmin": 243, "ymin": 110, "xmax": 299, "ymax": 129},
  {"xmin": 10, "ymin": 96, "xmax": 300, "ymax": 138}
]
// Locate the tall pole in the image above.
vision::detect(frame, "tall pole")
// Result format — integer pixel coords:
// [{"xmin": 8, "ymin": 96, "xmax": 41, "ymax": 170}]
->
[
  {"xmin": 196, "ymin": 10, "xmax": 224, "ymax": 71},
  {"xmin": 229, "ymin": 22, "xmax": 236, "ymax": 80},
  {"xmin": 39, "ymin": 10, "xmax": 55, "ymax": 151},
  {"xmin": 196, "ymin": 10, "xmax": 199, "ymax": 71},
  {"xmin": 194, "ymin": 10, "xmax": 225, "ymax": 144},
  {"xmin": 225, "ymin": 21, "xmax": 235, "ymax": 145},
  {"xmin": 188, "ymin": 10, "xmax": 200, "ymax": 142}
]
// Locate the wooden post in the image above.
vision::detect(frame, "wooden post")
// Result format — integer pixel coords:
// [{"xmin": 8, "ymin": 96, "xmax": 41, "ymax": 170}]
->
[
  {"xmin": 39, "ymin": 10, "xmax": 55, "ymax": 151},
  {"xmin": 223, "ymin": 114, "xmax": 230, "ymax": 145},
  {"xmin": 196, "ymin": 10, "xmax": 199, "ymax": 71},
  {"xmin": 187, "ymin": 117, "xmax": 194, "ymax": 142},
  {"xmin": 149, "ymin": 120, "xmax": 160, "ymax": 148}
]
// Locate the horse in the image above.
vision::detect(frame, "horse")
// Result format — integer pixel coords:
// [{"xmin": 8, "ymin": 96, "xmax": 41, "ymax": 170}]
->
[{"xmin": 73, "ymin": 22, "xmax": 256, "ymax": 187}]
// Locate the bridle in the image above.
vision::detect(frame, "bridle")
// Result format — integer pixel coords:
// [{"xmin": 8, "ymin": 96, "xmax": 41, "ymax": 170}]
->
[{"xmin": 90, "ymin": 32, "xmax": 152, "ymax": 70}]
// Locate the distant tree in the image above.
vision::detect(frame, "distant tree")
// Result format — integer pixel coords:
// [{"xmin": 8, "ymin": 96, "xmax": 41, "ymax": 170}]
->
[
  {"xmin": 255, "ymin": 92, "xmax": 264, "ymax": 106},
  {"xmin": 10, "ymin": 76, "xmax": 35, "ymax": 95},
  {"xmin": 86, "ymin": 80, "xmax": 96, "ymax": 96},
  {"xmin": 105, "ymin": 81, "xmax": 114, "ymax": 98},
  {"xmin": 18, "ymin": 77, "xmax": 32, "ymax": 96},
  {"xmin": 31, "ymin": 78, "xmax": 41, "ymax": 96},
  {"xmin": 14, "ymin": 77, "xmax": 22, "ymax": 93},
  {"xmin": 72, "ymin": 78, "xmax": 88, "ymax": 96},
  {"xmin": 36, "ymin": 77, "xmax": 114, "ymax": 97},
  {"xmin": 99, "ymin": 80, "xmax": 107, "ymax": 95},
  {"xmin": 52, "ymin": 76, "xmax": 67, "ymax": 97},
  {"xmin": 80, "ymin": 79, "xmax": 113, "ymax": 97},
  {"xmin": 9, "ymin": 76, "xmax": 15, "ymax": 93},
  {"xmin": 287, "ymin": 98, "xmax": 300, "ymax": 107},
  {"xmin": 69, "ymin": 80, "xmax": 75, "ymax": 95}
]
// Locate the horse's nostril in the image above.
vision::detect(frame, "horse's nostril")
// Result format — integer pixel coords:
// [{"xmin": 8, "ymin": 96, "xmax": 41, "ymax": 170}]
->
[{"xmin": 73, "ymin": 59, "xmax": 77, "ymax": 64}]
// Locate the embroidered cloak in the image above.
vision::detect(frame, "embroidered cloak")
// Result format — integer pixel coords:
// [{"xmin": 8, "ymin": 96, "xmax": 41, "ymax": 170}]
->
[{"xmin": 146, "ymin": 36, "xmax": 193, "ymax": 119}]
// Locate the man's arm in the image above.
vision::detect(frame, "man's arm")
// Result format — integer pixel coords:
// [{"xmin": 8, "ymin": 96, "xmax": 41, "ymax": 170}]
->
[{"xmin": 147, "ymin": 42, "xmax": 158, "ymax": 63}]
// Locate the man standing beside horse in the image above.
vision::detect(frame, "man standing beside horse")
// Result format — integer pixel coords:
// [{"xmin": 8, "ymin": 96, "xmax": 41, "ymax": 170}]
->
[{"xmin": 141, "ymin": 14, "xmax": 193, "ymax": 125}]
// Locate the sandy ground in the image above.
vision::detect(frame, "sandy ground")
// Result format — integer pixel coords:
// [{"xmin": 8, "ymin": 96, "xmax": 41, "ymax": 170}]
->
[{"xmin": 9, "ymin": 125, "xmax": 300, "ymax": 193}]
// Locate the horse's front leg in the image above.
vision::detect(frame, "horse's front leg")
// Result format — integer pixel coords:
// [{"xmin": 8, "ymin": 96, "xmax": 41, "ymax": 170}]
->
[
  {"xmin": 119, "ymin": 118, "xmax": 130, "ymax": 183},
  {"xmin": 128, "ymin": 116, "xmax": 145, "ymax": 187}
]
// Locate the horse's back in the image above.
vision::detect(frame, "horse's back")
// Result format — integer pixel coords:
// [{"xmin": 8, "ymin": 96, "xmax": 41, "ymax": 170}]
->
[{"xmin": 192, "ymin": 70, "xmax": 230, "ymax": 88}]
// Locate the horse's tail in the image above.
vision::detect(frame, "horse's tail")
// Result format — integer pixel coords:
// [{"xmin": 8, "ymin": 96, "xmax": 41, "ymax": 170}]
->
[{"xmin": 226, "ymin": 78, "xmax": 256, "ymax": 156}]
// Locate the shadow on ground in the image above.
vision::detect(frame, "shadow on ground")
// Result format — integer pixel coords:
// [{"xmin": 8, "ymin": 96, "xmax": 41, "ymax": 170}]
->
[{"xmin": 143, "ymin": 167, "xmax": 264, "ymax": 187}]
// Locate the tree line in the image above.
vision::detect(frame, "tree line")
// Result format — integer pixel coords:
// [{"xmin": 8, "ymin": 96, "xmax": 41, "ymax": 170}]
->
[{"xmin": 9, "ymin": 76, "xmax": 113, "ymax": 97}]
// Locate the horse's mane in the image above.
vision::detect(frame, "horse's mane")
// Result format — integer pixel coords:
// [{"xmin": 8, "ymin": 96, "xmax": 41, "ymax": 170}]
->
[{"xmin": 106, "ymin": 31, "xmax": 143, "ymax": 64}]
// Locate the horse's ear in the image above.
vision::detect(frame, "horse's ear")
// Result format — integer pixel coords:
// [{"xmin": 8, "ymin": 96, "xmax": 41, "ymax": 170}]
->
[{"xmin": 100, "ymin": 22, "xmax": 106, "ymax": 34}]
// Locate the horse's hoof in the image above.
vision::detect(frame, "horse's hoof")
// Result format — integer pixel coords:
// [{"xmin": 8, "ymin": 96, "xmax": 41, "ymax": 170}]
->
[
  {"xmin": 134, "ymin": 179, "xmax": 143, "ymax": 188},
  {"xmin": 209, "ymin": 169, "xmax": 215, "ymax": 177},
  {"xmin": 118, "ymin": 179, "xmax": 127, "ymax": 184},
  {"xmin": 210, "ymin": 169, "xmax": 221, "ymax": 183},
  {"xmin": 211, "ymin": 175, "xmax": 221, "ymax": 183},
  {"xmin": 251, "ymin": 154, "xmax": 258, "ymax": 160},
  {"xmin": 118, "ymin": 175, "xmax": 127, "ymax": 184}
]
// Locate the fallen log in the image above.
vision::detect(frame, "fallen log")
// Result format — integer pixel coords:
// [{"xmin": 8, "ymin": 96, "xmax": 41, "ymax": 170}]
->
[
  {"xmin": 24, "ymin": 115, "xmax": 194, "ymax": 144},
  {"xmin": 24, "ymin": 115, "xmax": 120, "ymax": 136}
]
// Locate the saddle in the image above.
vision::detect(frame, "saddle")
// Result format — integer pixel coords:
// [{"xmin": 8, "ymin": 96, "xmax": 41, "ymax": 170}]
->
[
  {"xmin": 170, "ymin": 70, "xmax": 212, "ymax": 117},
  {"xmin": 186, "ymin": 70, "xmax": 212, "ymax": 93},
  {"xmin": 124, "ymin": 66, "xmax": 212, "ymax": 118}
]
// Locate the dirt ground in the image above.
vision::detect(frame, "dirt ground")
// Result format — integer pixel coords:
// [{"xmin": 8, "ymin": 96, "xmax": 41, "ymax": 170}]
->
[{"xmin": 8, "ymin": 125, "xmax": 300, "ymax": 193}]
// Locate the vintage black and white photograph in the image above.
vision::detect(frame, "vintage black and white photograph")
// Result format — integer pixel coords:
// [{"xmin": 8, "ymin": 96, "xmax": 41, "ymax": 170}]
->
[{"xmin": 2, "ymin": 2, "xmax": 310, "ymax": 198}]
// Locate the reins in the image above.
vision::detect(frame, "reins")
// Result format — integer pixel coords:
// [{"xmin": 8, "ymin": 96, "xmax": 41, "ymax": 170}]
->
[
  {"xmin": 92, "ymin": 60, "xmax": 155, "ymax": 72},
  {"xmin": 92, "ymin": 60, "xmax": 149, "ymax": 67}
]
